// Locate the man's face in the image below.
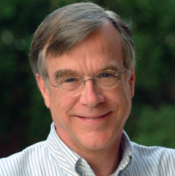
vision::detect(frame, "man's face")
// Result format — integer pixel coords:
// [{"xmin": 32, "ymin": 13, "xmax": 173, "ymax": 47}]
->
[{"xmin": 37, "ymin": 23, "xmax": 135, "ymax": 153}]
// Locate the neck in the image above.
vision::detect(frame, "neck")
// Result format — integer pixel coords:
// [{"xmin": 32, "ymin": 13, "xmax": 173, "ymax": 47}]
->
[
  {"xmin": 74, "ymin": 132, "xmax": 122, "ymax": 176},
  {"xmin": 80, "ymin": 138, "xmax": 121, "ymax": 176},
  {"xmin": 87, "ymin": 144, "xmax": 121, "ymax": 176}
]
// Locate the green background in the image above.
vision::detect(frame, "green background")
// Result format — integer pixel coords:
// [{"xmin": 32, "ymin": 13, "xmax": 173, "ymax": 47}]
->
[{"xmin": 0, "ymin": 0, "xmax": 175, "ymax": 158}]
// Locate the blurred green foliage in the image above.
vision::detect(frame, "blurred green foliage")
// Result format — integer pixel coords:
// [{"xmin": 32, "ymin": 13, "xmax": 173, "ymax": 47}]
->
[{"xmin": 0, "ymin": 0, "xmax": 175, "ymax": 158}]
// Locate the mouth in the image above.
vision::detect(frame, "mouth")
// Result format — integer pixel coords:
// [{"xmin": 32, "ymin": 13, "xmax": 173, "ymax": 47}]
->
[{"xmin": 76, "ymin": 112, "xmax": 111, "ymax": 120}]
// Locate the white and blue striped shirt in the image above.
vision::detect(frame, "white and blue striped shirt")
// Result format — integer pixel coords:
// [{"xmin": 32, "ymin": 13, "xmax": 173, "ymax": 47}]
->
[{"xmin": 1, "ymin": 123, "xmax": 175, "ymax": 176}]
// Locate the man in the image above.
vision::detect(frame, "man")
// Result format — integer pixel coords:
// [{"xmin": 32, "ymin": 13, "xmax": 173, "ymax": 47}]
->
[{"xmin": 0, "ymin": 2, "xmax": 175, "ymax": 176}]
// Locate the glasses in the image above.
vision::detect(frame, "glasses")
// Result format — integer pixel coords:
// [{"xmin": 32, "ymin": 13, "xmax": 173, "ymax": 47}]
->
[{"xmin": 49, "ymin": 68, "xmax": 126, "ymax": 97}]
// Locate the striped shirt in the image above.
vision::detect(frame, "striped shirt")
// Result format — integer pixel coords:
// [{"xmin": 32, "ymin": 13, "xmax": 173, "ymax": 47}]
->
[{"xmin": 1, "ymin": 123, "xmax": 175, "ymax": 176}]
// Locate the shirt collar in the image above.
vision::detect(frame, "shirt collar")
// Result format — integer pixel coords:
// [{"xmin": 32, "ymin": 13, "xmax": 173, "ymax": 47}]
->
[
  {"xmin": 47, "ymin": 123, "xmax": 80, "ymax": 174},
  {"xmin": 47, "ymin": 123, "xmax": 133, "ymax": 175},
  {"xmin": 111, "ymin": 130, "xmax": 134, "ymax": 175}
]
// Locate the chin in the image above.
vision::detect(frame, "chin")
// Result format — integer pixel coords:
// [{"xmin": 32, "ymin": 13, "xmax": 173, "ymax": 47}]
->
[{"xmin": 78, "ymin": 131, "xmax": 116, "ymax": 151}]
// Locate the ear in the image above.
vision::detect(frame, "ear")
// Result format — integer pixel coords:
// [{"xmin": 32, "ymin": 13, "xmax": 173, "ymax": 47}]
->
[
  {"xmin": 128, "ymin": 66, "xmax": 135, "ymax": 98},
  {"xmin": 36, "ymin": 73, "xmax": 50, "ymax": 108}
]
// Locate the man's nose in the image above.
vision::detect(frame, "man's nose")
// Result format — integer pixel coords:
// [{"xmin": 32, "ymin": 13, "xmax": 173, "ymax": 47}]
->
[{"xmin": 79, "ymin": 79, "xmax": 105, "ymax": 107}]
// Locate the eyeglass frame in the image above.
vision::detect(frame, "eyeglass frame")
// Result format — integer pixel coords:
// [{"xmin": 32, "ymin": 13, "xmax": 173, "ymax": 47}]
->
[{"xmin": 48, "ymin": 68, "xmax": 126, "ymax": 91}]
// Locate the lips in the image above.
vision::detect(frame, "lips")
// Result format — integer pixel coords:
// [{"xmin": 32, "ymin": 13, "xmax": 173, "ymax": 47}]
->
[{"xmin": 76, "ymin": 112, "xmax": 111, "ymax": 119}]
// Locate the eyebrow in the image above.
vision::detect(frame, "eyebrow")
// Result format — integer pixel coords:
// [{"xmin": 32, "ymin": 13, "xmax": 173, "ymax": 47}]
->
[
  {"xmin": 54, "ymin": 69, "xmax": 78, "ymax": 80},
  {"xmin": 53, "ymin": 64, "xmax": 121, "ymax": 79},
  {"xmin": 100, "ymin": 64, "xmax": 121, "ymax": 72}
]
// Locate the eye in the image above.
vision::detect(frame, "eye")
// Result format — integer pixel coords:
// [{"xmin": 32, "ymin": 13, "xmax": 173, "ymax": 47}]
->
[
  {"xmin": 101, "ymin": 73, "xmax": 111, "ymax": 77},
  {"xmin": 61, "ymin": 77, "xmax": 81, "ymax": 90},
  {"xmin": 61, "ymin": 77, "xmax": 81, "ymax": 85},
  {"xmin": 97, "ymin": 71, "xmax": 116, "ymax": 78},
  {"xmin": 65, "ymin": 78, "xmax": 75, "ymax": 82}
]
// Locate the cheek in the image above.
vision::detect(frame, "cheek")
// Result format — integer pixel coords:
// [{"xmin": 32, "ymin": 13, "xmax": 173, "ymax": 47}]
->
[
  {"xmin": 49, "ymin": 91, "xmax": 78, "ymax": 119},
  {"xmin": 105, "ymin": 83, "xmax": 132, "ymax": 115},
  {"xmin": 105, "ymin": 87, "xmax": 125, "ymax": 106}
]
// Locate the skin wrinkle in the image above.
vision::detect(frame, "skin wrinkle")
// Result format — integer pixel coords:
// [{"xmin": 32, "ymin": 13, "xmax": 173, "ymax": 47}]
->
[{"xmin": 43, "ymin": 24, "xmax": 130, "ymax": 84}]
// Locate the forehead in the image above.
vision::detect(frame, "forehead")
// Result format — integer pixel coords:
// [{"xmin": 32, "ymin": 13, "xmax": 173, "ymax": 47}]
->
[{"xmin": 47, "ymin": 23, "xmax": 124, "ymax": 76}]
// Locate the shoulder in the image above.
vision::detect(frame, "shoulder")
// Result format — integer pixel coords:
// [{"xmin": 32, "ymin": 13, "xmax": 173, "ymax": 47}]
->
[
  {"xmin": 0, "ymin": 141, "xmax": 48, "ymax": 176},
  {"xmin": 131, "ymin": 141, "xmax": 175, "ymax": 159},
  {"xmin": 130, "ymin": 141, "xmax": 175, "ymax": 175}
]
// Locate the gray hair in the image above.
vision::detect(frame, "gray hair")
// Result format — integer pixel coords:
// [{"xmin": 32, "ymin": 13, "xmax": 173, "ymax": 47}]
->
[{"xmin": 30, "ymin": 2, "xmax": 135, "ymax": 80}]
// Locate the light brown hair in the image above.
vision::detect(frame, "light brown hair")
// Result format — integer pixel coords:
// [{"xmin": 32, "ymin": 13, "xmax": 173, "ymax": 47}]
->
[{"xmin": 30, "ymin": 2, "xmax": 135, "ymax": 80}]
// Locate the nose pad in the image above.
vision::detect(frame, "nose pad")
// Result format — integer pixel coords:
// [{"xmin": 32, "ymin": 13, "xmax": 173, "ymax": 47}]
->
[
  {"xmin": 81, "ymin": 78, "xmax": 98, "ymax": 95},
  {"xmin": 69, "ymin": 78, "xmax": 95, "ymax": 97},
  {"xmin": 79, "ymin": 79, "xmax": 105, "ymax": 107}
]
